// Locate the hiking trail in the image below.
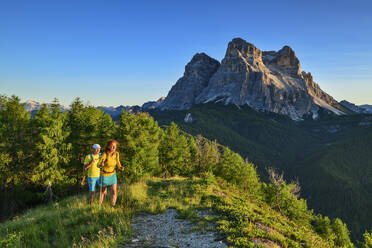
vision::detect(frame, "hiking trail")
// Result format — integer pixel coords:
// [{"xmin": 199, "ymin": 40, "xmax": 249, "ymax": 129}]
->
[{"xmin": 123, "ymin": 208, "xmax": 227, "ymax": 248}]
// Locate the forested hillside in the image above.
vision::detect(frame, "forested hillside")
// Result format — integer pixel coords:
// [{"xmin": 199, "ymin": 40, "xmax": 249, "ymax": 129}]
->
[{"xmin": 149, "ymin": 102, "xmax": 372, "ymax": 241}]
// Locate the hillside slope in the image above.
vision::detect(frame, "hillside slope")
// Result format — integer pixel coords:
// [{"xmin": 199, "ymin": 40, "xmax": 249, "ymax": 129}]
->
[
  {"xmin": 292, "ymin": 125, "xmax": 372, "ymax": 240},
  {"xmin": 149, "ymin": 103, "xmax": 372, "ymax": 241},
  {"xmin": 0, "ymin": 177, "xmax": 343, "ymax": 248}
]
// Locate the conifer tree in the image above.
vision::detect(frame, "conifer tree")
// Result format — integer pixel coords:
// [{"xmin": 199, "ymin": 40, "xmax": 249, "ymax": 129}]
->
[
  {"xmin": 331, "ymin": 218, "xmax": 354, "ymax": 248},
  {"xmin": 67, "ymin": 98, "xmax": 85, "ymax": 163},
  {"xmin": 66, "ymin": 98, "xmax": 115, "ymax": 181},
  {"xmin": 116, "ymin": 111, "xmax": 160, "ymax": 182},
  {"xmin": 185, "ymin": 135, "xmax": 198, "ymax": 176},
  {"xmin": 159, "ymin": 122, "xmax": 192, "ymax": 177},
  {"xmin": 214, "ymin": 147, "xmax": 260, "ymax": 194},
  {"xmin": 363, "ymin": 231, "xmax": 372, "ymax": 248},
  {"xmin": 31, "ymin": 102, "xmax": 72, "ymax": 187},
  {"xmin": 313, "ymin": 215, "xmax": 335, "ymax": 242},
  {"xmin": 195, "ymin": 135, "xmax": 220, "ymax": 174},
  {"xmin": 0, "ymin": 95, "xmax": 31, "ymax": 186}
]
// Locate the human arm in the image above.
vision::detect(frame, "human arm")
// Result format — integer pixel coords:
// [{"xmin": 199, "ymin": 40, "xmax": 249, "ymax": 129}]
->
[
  {"xmin": 97, "ymin": 153, "xmax": 106, "ymax": 169},
  {"xmin": 83, "ymin": 155, "xmax": 95, "ymax": 171},
  {"xmin": 116, "ymin": 152, "xmax": 124, "ymax": 171}
]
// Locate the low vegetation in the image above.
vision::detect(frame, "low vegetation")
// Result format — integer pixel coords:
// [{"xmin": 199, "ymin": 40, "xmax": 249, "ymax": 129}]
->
[
  {"xmin": 1, "ymin": 95, "xmax": 372, "ymax": 247},
  {"xmin": 3, "ymin": 176, "xmax": 371, "ymax": 247},
  {"xmin": 150, "ymin": 102, "xmax": 372, "ymax": 241}
]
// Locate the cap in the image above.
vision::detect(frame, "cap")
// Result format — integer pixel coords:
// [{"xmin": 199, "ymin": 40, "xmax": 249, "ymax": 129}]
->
[{"xmin": 92, "ymin": 144, "xmax": 101, "ymax": 149}]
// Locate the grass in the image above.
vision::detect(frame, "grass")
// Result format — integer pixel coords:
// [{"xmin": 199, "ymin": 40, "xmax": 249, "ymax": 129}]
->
[{"xmin": 0, "ymin": 176, "xmax": 338, "ymax": 247}]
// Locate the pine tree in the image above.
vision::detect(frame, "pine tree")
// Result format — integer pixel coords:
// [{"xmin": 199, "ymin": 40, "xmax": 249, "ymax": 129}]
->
[
  {"xmin": 116, "ymin": 111, "xmax": 161, "ymax": 182},
  {"xmin": 214, "ymin": 147, "xmax": 260, "ymax": 194},
  {"xmin": 195, "ymin": 135, "xmax": 220, "ymax": 174},
  {"xmin": 31, "ymin": 103, "xmax": 72, "ymax": 187},
  {"xmin": 66, "ymin": 98, "xmax": 115, "ymax": 182},
  {"xmin": 0, "ymin": 95, "xmax": 31, "ymax": 186},
  {"xmin": 186, "ymin": 135, "xmax": 198, "ymax": 176},
  {"xmin": 159, "ymin": 122, "xmax": 192, "ymax": 177},
  {"xmin": 313, "ymin": 215, "xmax": 336, "ymax": 243},
  {"xmin": 363, "ymin": 231, "xmax": 372, "ymax": 248},
  {"xmin": 331, "ymin": 218, "xmax": 354, "ymax": 248}
]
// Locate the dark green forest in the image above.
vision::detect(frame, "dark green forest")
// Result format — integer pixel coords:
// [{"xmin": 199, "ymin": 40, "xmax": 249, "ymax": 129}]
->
[
  {"xmin": 1, "ymin": 95, "xmax": 372, "ymax": 247},
  {"xmin": 149, "ymin": 102, "xmax": 372, "ymax": 242}
]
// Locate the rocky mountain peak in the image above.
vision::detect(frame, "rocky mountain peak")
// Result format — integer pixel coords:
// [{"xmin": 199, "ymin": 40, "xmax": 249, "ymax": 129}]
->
[
  {"xmin": 159, "ymin": 53, "xmax": 220, "ymax": 110},
  {"xmin": 24, "ymin": 100, "xmax": 41, "ymax": 111},
  {"xmin": 301, "ymin": 71, "xmax": 313, "ymax": 81},
  {"xmin": 263, "ymin": 45, "xmax": 301, "ymax": 76},
  {"xmin": 184, "ymin": 53, "xmax": 220, "ymax": 78},
  {"xmin": 274, "ymin": 46, "xmax": 300, "ymax": 73},
  {"xmin": 142, "ymin": 97, "xmax": 166, "ymax": 110},
  {"xmin": 159, "ymin": 38, "xmax": 347, "ymax": 120},
  {"xmin": 226, "ymin": 38, "xmax": 262, "ymax": 60}
]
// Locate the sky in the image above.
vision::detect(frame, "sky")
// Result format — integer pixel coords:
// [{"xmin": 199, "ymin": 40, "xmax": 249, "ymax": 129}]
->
[{"xmin": 1, "ymin": 0, "xmax": 372, "ymax": 106}]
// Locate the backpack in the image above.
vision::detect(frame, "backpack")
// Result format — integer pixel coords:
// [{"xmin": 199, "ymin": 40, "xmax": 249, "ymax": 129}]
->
[
  {"xmin": 81, "ymin": 153, "xmax": 101, "ymax": 186},
  {"xmin": 90, "ymin": 153, "xmax": 102, "ymax": 161}
]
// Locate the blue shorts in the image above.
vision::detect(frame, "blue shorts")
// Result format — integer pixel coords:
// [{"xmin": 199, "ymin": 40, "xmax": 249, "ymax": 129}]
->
[
  {"xmin": 88, "ymin": 177, "xmax": 100, "ymax": 192},
  {"xmin": 100, "ymin": 174, "xmax": 117, "ymax": 187}
]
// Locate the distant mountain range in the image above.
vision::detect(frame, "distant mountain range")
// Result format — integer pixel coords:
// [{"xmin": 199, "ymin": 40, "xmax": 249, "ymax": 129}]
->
[
  {"xmin": 23, "ymin": 100, "xmax": 140, "ymax": 119},
  {"xmin": 24, "ymin": 100, "xmax": 70, "ymax": 112},
  {"xmin": 23, "ymin": 98, "xmax": 372, "ymax": 119}
]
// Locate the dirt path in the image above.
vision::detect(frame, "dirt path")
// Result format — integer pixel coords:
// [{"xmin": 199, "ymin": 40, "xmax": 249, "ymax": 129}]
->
[{"xmin": 124, "ymin": 208, "xmax": 227, "ymax": 248}]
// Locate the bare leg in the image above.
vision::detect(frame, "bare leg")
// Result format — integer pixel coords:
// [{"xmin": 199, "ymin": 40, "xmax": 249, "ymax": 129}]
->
[
  {"xmin": 89, "ymin": 191, "xmax": 95, "ymax": 204},
  {"xmin": 100, "ymin": 187, "xmax": 107, "ymax": 204},
  {"xmin": 111, "ymin": 184, "xmax": 117, "ymax": 207}
]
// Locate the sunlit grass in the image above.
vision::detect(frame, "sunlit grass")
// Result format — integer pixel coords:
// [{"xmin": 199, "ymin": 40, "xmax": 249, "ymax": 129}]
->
[{"xmin": 1, "ymin": 176, "xmax": 336, "ymax": 247}]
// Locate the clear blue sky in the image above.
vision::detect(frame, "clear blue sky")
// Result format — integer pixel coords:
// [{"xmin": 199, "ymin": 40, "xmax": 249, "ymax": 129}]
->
[{"xmin": 1, "ymin": 0, "xmax": 371, "ymax": 106}]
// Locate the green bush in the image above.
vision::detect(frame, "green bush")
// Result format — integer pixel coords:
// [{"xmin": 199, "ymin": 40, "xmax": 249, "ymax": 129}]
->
[
  {"xmin": 213, "ymin": 147, "xmax": 260, "ymax": 196},
  {"xmin": 363, "ymin": 231, "xmax": 372, "ymax": 248}
]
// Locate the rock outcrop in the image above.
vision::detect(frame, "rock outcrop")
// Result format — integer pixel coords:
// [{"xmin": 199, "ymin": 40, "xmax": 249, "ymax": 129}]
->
[
  {"xmin": 184, "ymin": 113, "xmax": 195, "ymax": 123},
  {"xmin": 153, "ymin": 38, "xmax": 348, "ymax": 120},
  {"xmin": 159, "ymin": 53, "xmax": 220, "ymax": 110},
  {"xmin": 142, "ymin": 97, "xmax": 166, "ymax": 110},
  {"xmin": 340, "ymin": 100, "xmax": 372, "ymax": 114},
  {"xmin": 340, "ymin": 100, "xmax": 361, "ymax": 113},
  {"xmin": 360, "ymin": 104, "xmax": 372, "ymax": 113}
]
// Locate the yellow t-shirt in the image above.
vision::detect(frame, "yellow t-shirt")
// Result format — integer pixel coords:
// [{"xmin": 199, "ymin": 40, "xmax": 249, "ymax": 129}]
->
[
  {"xmin": 99, "ymin": 152, "xmax": 122, "ymax": 177},
  {"xmin": 84, "ymin": 153, "xmax": 101, "ymax": 178}
]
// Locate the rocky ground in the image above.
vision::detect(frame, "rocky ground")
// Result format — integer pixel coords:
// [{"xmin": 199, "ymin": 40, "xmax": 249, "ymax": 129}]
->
[{"xmin": 123, "ymin": 208, "xmax": 227, "ymax": 248}]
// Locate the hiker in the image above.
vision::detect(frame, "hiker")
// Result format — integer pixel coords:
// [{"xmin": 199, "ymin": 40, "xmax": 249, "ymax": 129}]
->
[
  {"xmin": 83, "ymin": 144, "xmax": 101, "ymax": 204},
  {"xmin": 98, "ymin": 139, "xmax": 124, "ymax": 207}
]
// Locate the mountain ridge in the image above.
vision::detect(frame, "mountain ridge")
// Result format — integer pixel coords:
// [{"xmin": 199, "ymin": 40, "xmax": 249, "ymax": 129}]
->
[{"xmin": 152, "ymin": 37, "xmax": 353, "ymax": 120}]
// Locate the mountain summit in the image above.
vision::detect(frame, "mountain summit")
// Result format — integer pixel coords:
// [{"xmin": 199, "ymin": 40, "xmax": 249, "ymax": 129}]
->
[{"xmin": 157, "ymin": 38, "xmax": 348, "ymax": 120}]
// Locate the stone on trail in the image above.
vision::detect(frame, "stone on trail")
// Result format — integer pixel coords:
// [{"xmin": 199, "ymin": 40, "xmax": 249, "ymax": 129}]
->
[{"xmin": 124, "ymin": 208, "xmax": 227, "ymax": 248}]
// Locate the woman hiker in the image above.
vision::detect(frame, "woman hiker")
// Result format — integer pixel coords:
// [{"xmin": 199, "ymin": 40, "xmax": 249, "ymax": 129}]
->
[
  {"xmin": 83, "ymin": 144, "xmax": 101, "ymax": 204},
  {"xmin": 98, "ymin": 139, "xmax": 124, "ymax": 207}
]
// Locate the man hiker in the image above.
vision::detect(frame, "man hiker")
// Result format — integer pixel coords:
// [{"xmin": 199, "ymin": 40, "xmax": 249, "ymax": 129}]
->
[{"xmin": 84, "ymin": 144, "xmax": 101, "ymax": 204}]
